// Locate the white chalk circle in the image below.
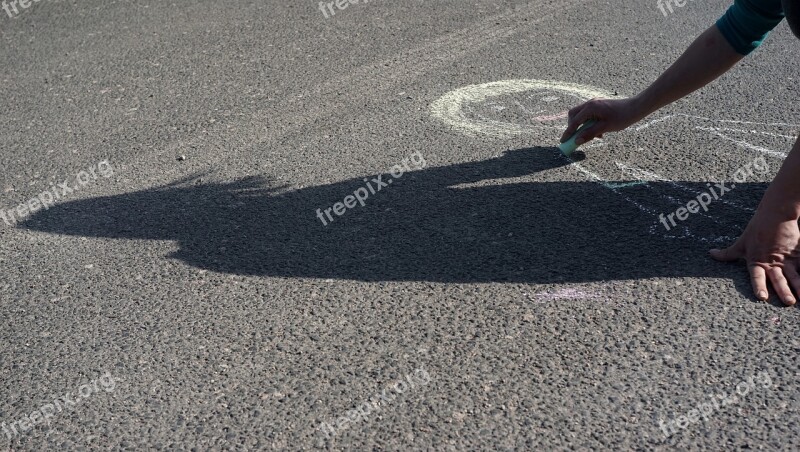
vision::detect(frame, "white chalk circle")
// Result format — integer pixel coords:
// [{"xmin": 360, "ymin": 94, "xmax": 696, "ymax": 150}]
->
[{"xmin": 431, "ymin": 79, "xmax": 614, "ymax": 139}]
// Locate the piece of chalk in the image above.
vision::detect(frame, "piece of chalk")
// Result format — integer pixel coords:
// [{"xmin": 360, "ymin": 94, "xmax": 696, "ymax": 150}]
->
[{"xmin": 558, "ymin": 119, "xmax": 597, "ymax": 156}]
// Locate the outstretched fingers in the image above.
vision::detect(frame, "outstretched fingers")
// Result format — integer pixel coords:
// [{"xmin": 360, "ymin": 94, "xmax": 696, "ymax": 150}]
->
[
  {"xmin": 709, "ymin": 243, "xmax": 744, "ymax": 262},
  {"xmin": 785, "ymin": 262, "xmax": 800, "ymax": 294},
  {"xmin": 709, "ymin": 243, "xmax": 771, "ymax": 299},
  {"xmin": 711, "ymin": 243, "xmax": 799, "ymax": 304},
  {"xmin": 749, "ymin": 265, "xmax": 769, "ymax": 301},
  {"xmin": 766, "ymin": 267, "xmax": 795, "ymax": 305}
]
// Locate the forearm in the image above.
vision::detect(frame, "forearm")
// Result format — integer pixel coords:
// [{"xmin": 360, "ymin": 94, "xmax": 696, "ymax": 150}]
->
[
  {"xmin": 632, "ymin": 25, "xmax": 743, "ymax": 118},
  {"xmin": 759, "ymin": 136, "xmax": 800, "ymax": 221}
]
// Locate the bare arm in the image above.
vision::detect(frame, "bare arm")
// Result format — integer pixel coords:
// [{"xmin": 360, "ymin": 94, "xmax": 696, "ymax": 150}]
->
[
  {"xmin": 560, "ymin": 25, "xmax": 744, "ymax": 145},
  {"xmin": 632, "ymin": 25, "xmax": 743, "ymax": 117},
  {"xmin": 761, "ymin": 139, "xmax": 800, "ymax": 221}
]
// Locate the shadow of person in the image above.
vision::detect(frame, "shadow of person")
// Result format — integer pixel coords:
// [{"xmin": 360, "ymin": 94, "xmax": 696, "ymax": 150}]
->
[{"xmin": 19, "ymin": 147, "xmax": 768, "ymax": 286}]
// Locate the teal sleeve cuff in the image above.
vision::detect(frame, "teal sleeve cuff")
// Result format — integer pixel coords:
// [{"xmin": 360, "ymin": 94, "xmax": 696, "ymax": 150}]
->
[{"xmin": 716, "ymin": 0, "xmax": 784, "ymax": 55}]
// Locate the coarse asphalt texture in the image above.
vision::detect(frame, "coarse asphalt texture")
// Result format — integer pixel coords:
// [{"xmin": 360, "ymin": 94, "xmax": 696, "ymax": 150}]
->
[{"xmin": 1, "ymin": 0, "xmax": 800, "ymax": 450}]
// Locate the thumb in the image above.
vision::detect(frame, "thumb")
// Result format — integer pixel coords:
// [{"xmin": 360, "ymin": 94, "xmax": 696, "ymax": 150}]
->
[
  {"xmin": 709, "ymin": 244, "xmax": 743, "ymax": 262},
  {"xmin": 575, "ymin": 122, "xmax": 605, "ymax": 146},
  {"xmin": 560, "ymin": 106, "xmax": 592, "ymax": 143}
]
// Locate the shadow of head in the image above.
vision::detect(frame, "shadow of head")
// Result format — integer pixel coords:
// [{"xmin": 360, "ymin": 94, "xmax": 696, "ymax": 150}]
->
[{"xmin": 19, "ymin": 147, "xmax": 767, "ymax": 285}]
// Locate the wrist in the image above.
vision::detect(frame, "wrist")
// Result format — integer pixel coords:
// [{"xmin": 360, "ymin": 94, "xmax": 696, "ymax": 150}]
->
[
  {"xmin": 757, "ymin": 188, "xmax": 800, "ymax": 222},
  {"xmin": 759, "ymin": 154, "xmax": 800, "ymax": 221},
  {"xmin": 628, "ymin": 93, "xmax": 658, "ymax": 123}
]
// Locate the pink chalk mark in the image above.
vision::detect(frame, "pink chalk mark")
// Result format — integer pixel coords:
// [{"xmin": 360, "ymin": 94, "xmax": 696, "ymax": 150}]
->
[{"xmin": 532, "ymin": 111, "xmax": 568, "ymax": 122}]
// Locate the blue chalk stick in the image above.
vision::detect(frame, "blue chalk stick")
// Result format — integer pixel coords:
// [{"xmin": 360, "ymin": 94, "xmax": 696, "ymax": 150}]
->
[{"xmin": 558, "ymin": 119, "xmax": 597, "ymax": 156}]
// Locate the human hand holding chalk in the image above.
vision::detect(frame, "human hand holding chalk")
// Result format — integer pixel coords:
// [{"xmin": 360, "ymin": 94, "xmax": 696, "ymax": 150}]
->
[
  {"xmin": 558, "ymin": 119, "xmax": 596, "ymax": 156},
  {"xmin": 558, "ymin": 98, "xmax": 646, "ymax": 156}
]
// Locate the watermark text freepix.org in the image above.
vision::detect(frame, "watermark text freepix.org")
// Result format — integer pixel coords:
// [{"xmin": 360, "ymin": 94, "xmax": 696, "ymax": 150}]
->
[
  {"xmin": 2, "ymin": 0, "xmax": 45, "ymax": 19},
  {"xmin": 2, "ymin": 371, "xmax": 120, "ymax": 441},
  {"xmin": 1, "ymin": 160, "xmax": 114, "ymax": 227},
  {"xmin": 658, "ymin": 370, "xmax": 772, "ymax": 439},
  {"xmin": 315, "ymin": 151, "xmax": 425, "ymax": 226},
  {"xmin": 657, "ymin": 0, "xmax": 695, "ymax": 17},
  {"xmin": 318, "ymin": 0, "xmax": 373, "ymax": 19},
  {"xmin": 659, "ymin": 156, "xmax": 768, "ymax": 231},
  {"xmin": 317, "ymin": 368, "xmax": 431, "ymax": 439}
]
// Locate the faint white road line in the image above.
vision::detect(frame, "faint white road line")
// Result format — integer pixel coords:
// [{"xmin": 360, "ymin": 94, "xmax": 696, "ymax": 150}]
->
[
  {"xmin": 635, "ymin": 113, "xmax": 800, "ymax": 131},
  {"xmin": 569, "ymin": 160, "xmax": 647, "ymax": 191},
  {"xmin": 701, "ymin": 129, "xmax": 787, "ymax": 159},
  {"xmin": 694, "ymin": 126, "xmax": 797, "ymax": 140}
]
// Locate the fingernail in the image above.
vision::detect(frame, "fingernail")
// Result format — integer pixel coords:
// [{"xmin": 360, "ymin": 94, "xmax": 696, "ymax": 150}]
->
[
  {"xmin": 757, "ymin": 291, "xmax": 768, "ymax": 300},
  {"xmin": 786, "ymin": 297, "xmax": 796, "ymax": 305}
]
